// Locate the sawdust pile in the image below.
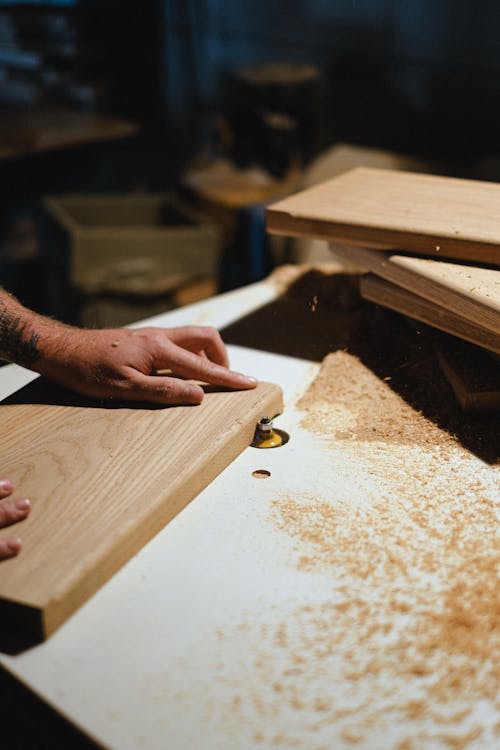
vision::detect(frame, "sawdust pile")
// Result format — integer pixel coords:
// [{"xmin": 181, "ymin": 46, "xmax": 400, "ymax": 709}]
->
[
  {"xmin": 222, "ymin": 267, "xmax": 498, "ymax": 462},
  {"xmin": 273, "ymin": 352, "xmax": 498, "ymax": 746},
  {"xmin": 298, "ymin": 349, "xmax": 448, "ymax": 448},
  {"xmin": 210, "ymin": 351, "xmax": 499, "ymax": 749}
]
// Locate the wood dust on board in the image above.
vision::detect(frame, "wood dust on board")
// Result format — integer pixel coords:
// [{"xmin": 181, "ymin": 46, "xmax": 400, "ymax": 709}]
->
[
  {"xmin": 269, "ymin": 352, "xmax": 498, "ymax": 746},
  {"xmin": 222, "ymin": 266, "xmax": 498, "ymax": 462},
  {"xmin": 206, "ymin": 270, "xmax": 498, "ymax": 748},
  {"xmin": 201, "ymin": 351, "xmax": 499, "ymax": 749}
]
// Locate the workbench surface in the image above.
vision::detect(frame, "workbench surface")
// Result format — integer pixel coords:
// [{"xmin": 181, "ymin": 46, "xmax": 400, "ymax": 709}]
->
[{"xmin": 1, "ymin": 275, "xmax": 498, "ymax": 750}]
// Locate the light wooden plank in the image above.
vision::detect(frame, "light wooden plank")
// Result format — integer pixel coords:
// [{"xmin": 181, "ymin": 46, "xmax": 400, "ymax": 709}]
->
[
  {"xmin": 267, "ymin": 167, "xmax": 500, "ymax": 265},
  {"xmin": 331, "ymin": 244, "xmax": 500, "ymax": 336},
  {"xmin": 360, "ymin": 274, "xmax": 500, "ymax": 354},
  {"xmin": 434, "ymin": 335, "xmax": 500, "ymax": 413},
  {"xmin": 0, "ymin": 380, "xmax": 283, "ymax": 640}
]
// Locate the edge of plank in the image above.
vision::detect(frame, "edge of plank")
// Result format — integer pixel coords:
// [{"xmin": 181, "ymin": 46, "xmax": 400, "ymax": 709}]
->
[
  {"xmin": 360, "ymin": 274, "xmax": 500, "ymax": 355},
  {"xmin": 435, "ymin": 343, "xmax": 500, "ymax": 413},
  {"xmin": 266, "ymin": 167, "xmax": 500, "ymax": 265},
  {"xmin": 266, "ymin": 210, "xmax": 500, "ymax": 266},
  {"xmin": 331, "ymin": 244, "xmax": 500, "ymax": 336}
]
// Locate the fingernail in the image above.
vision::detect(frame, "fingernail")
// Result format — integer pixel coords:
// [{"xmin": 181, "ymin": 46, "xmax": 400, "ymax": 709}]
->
[
  {"xmin": 6, "ymin": 537, "xmax": 21, "ymax": 554},
  {"xmin": 0, "ymin": 479, "xmax": 13, "ymax": 493},
  {"xmin": 239, "ymin": 374, "xmax": 257, "ymax": 385},
  {"xmin": 15, "ymin": 498, "xmax": 31, "ymax": 512},
  {"xmin": 185, "ymin": 384, "xmax": 204, "ymax": 402}
]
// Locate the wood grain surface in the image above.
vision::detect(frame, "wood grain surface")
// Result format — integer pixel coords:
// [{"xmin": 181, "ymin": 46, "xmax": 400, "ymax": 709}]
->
[
  {"xmin": 267, "ymin": 167, "xmax": 500, "ymax": 264},
  {"xmin": 331, "ymin": 244, "xmax": 500, "ymax": 336},
  {"xmin": 360, "ymin": 274, "xmax": 500, "ymax": 354},
  {"xmin": 0, "ymin": 380, "xmax": 283, "ymax": 640}
]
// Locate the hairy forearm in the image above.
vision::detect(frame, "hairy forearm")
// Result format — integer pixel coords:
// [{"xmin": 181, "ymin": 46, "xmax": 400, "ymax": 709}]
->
[
  {"xmin": 0, "ymin": 288, "xmax": 43, "ymax": 367},
  {"xmin": 0, "ymin": 288, "xmax": 256, "ymax": 404},
  {"xmin": 0, "ymin": 288, "xmax": 68, "ymax": 371}
]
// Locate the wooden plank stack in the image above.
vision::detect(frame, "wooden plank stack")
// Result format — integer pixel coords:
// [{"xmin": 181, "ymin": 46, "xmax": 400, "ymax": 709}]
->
[{"xmin": 267, "ymin": 167, "xmax": 500, "ymax": 409}]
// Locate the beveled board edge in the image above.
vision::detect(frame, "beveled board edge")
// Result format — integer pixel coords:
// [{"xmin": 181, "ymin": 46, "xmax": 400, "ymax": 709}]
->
[
  {"xmin": 330, "ymin": 243, "xmax": 500, "ymax": 336},
  {"xmin": 266, "ymin": 210, "xmax": 500, "ymax": 266},
  {"xmin": 360, "ymin": 274, "xmax": 500, "ymax": 355}
]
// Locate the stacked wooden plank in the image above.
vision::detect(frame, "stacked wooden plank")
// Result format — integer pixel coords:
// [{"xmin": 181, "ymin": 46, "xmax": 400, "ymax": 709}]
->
[{"xmin": 267, "ymin": 167, "xmax": 500, "ymax": 410}]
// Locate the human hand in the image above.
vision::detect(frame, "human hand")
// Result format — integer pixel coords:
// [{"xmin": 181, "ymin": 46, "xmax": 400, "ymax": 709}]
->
[
  {"xmin": 37, "ymin": 324, "xmax": 257, "ymax": 405},
  {"xmin": 0, "ymin": 478, "xmax": 31, "ymax": 561}
]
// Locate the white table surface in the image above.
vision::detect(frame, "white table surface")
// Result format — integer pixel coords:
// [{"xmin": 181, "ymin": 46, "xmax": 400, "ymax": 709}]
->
[{"xmin": 1, "ymin": 279, "xmax": 498, "ymax": 750}]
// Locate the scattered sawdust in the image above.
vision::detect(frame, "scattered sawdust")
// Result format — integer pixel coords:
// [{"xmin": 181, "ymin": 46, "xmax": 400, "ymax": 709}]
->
[
  {"xmin": 437, "ymin": 727, "xmax": 483, "ymax": 750},
  {"xmin": 271, "ymin": 352, "xmax": 498, "ymax": 745},
  {"xmin": 340, "ymin": 727, "xmax": 364, "ymax": 743},
  {"xmin": 210, "ymin": 273, "xmax": 499, "ymax": 747},
  {"xmin": 208, "ymin": 351, "xmax": 498, "ymax": 748}
]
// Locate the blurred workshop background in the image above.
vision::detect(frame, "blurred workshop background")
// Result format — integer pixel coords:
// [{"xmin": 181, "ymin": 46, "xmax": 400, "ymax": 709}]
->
[{"xmin": 1, "ymin": 0, "xmax": 499, "ymax": 327}]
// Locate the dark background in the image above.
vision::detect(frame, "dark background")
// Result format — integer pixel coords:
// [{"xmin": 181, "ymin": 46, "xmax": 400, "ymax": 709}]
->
[
  {"xmin": 2, "ymin": 0, "xmax": 500, "ymax": 189},
  {"xmin": 161, "ymin": 0, "xmax": 500, "ymax": 162},
  {"xmin": 1, "ymin": 0, "xmax": 500, "ymax": 316}
]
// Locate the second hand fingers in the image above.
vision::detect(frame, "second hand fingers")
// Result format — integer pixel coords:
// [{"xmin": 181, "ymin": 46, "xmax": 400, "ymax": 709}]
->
[
  {"xmin": 0, "ymin": 497, "xmax": 31, "ymax": 528},
  {"xmin": 0, "ymin": 536, "xmax": 21, "ymax": 560},
  {"xmin": 0, "ymin": 478, "xmax": 13, "ymax": 499}
]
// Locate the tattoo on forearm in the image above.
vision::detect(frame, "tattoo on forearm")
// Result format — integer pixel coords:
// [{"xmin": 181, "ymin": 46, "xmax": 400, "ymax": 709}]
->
[{"xmin": 0, "ymin": 298, "xmax": 40, "ymax": 367}]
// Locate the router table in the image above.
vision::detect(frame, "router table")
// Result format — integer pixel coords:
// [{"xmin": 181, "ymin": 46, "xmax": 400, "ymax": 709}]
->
[{"xmin": 0, "ymin": 267, "xmax": 498, "ymax": 750}]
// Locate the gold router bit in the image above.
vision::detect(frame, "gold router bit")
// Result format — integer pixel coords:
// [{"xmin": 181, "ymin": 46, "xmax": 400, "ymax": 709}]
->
[{"xmin": 253, "ymin": 416, "xmax": 284, "ymax": 449}]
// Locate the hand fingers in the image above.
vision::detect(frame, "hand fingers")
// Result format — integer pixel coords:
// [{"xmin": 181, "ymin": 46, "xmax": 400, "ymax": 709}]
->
[
  {"xmin": 120, "ymin": 372, "xmax": 205, "ymax": 405},
  {"xmin": 164, "ymin": 327, "xmax": 230, "ymax": 368},
  {"xmin": 160, "ymin": 342, "xmax": 257, "ymax": 390},
  {"xmin": 0, "ymin": 478, "xmax": 13, "ymax": 499},
  {"xmin": 0, "ymin": 496, "xmax": 31, "ymax": 561},
  {"xmin": 0, "ymin": 536, "xmax": 21, "ymax": 560},
  {"xmin": 0, "ymin": 497, "xmax": 31, "ymax": 528}
]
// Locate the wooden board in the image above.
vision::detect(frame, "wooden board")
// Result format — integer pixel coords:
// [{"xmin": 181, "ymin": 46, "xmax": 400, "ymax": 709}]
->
[
  {"xmin": 434, "ymin": 335, "xmax": 500, "ymax": 413},
  {"xmin": 360, "ymin": 273, "xmax": 500, "ymax": 354},
  {"xmin": 331, "ymin": 244, "xmax": 500, "ymax": 336},
  {"xmin": 266, "ymin": 167, "xmax": 500, "ymax": 265},
  {"xmin": 0, "ymin": 379, "xmax": 283, "ymax": 641}
]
